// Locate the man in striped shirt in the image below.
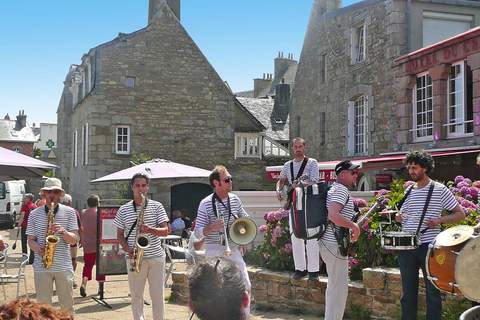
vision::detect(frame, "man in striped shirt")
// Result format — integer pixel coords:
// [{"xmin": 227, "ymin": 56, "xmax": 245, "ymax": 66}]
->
[
  {"xmin": 26, "ymin": 178, "xmax": 79, "ymax": 313},
  {"xmin": 114, "ymin": 173, "xmax": 169, "ymax": 320},
  {"xmin": 320, "ymin": 160, "xmax": 361, "ymax": 320},
  {"xmin": 396, "ymin": 151, "xmax": 464, "ymax": 320},
  {"xmin": 193, "ymin": 165, "xmax": 251, "ymax": 291},
  {"xmin": 276, "ymin": 137, "xmax": 321, "ymax": 280}
]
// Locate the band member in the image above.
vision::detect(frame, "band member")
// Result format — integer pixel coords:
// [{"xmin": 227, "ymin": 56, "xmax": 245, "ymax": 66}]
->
[
  {"xmin": 189, "ymin": 258, "xmax": 250, "ymax": 320},
  {"xmin": 276, "ymin": 137, "xmax": 320, "ymax": 280},
  {"xmin": 19, "ymin": 193, "xmax": 36, "ymax": 264},
  {"xmin": 193, "ymin": 165, "xmax": 251, "ymax": 290},
  {"xmin": 396, "ymin": 151, "xmax": 464, "ymax": 320},
  {"xmin": 26, "ymin": 178, "xmax": 79, "ymax": 313},
  {"xmin": 80, "ymin": 194, "xmax": 105, "ymax": 297},
  {"xmin": 320, "ymin": 160, "xmax": 361, "ymax": 320},
  {"xmin": 114, "ymin": 173, "xmax": 169, "ymax": 320}
]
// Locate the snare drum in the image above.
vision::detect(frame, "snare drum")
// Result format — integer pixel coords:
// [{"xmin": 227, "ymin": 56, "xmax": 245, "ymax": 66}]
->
[
  {"xmin": 425, "ymin": 225, "xmax": 474, "ymax": 295},
  {"xmin": 381, "ymin": 231, "xmax": 419, "ymax": 250}
]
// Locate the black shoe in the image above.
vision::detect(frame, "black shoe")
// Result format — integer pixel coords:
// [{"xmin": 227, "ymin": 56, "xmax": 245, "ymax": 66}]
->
[
  {"xmin": 292, "ymin": 270, "xmax": 308, "ymax": 280},
  {"xmin": 308, "ymin": 272, "xmax": 319, "ymax": 281},
  {"xmin": 80, "ymin": 286, "xmax": 86, "ymax": 298}
]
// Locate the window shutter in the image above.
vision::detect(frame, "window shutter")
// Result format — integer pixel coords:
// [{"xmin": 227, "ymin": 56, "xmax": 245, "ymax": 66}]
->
[{"xmin": 347, "ymin": 101, "xmax": 355, "ymax": 155}]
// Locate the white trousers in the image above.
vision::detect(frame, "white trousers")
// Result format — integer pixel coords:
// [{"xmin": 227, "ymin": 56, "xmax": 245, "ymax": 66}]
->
[
  {"xmin": 318, "ymin": 240, "xmax": 349, "ymax": 320},
  {"xmin": 34, "ymin": 270, "xmax": 74, "ymax": 313},
  {"xmin": 127, "ymin": 257, "xmax": 165, "ymax": 320},
  {"xmin": 289, "ymin": 216, "xmax": 320, "ymax": 272},
  {"xmin": 204, "ymin": 244, "xmax": 251, "ymax": 291}
]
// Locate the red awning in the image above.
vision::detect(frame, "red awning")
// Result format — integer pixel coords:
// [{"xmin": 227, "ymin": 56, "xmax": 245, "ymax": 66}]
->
[{"xmin": 265, "ymin": 147, "xmax": 480, "ymax": 181}]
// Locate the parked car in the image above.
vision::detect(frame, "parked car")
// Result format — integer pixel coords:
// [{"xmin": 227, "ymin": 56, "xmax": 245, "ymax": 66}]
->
[{"xmin": 0, "ymin": 180, "xmax": 26, "ymax": 228}]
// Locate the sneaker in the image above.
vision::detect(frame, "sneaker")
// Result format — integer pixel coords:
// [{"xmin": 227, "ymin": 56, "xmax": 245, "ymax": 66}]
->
[
  {"xmin": 80, "ymin": 286, "xmax": 86, "ymax": 298},
  {"xmin": 292, "ymin": 270, "xmax": 308, "ymax": 280},
  {"xmin": 308, "ymin": 272, "xmax": 319, "ymax": 281}
]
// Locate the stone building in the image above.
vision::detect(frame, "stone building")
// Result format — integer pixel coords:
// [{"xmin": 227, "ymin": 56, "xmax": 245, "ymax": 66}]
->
[
  {"xmin": 0, "ymin": 111, "xmax": 36, "ymax": 156},
  {"xmin": 56, "ymin": 0, "xmax": 268, "ymax": 212},
  {"xmin": 33, "ymin": 123, "xmax": 58, "ymax": 165},
  {"xmin": 292, "ymin": 0, "xmax": 480, "ymax": 189}
]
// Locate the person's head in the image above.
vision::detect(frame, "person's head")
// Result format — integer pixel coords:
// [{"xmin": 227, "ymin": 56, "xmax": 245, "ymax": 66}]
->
[
  {"xmin": 0, "ymin": 298, "xmax": 73, "ymax": 320},
  {"xmin": 86, "ymin": 194, "xmax": 100, "ymax": 208},
  {"xmin": 23, "ymin": 193, "xmax": 34, "ymax": 205},
  {"xmin": 405, "ymin": 150, "xmax": 434, "ymax": 182},
  {"xmin": 172, "ymin": 210, "xmax": 182, "ymax": 219},
  {"xmin": 291, "ymin": 137, "xmax": 306, "ymax": 159},
  {"xmin": 189, "ymin": 259, "xmax": 249, "ymax": 320},
  {"xmin": 130, "ymin": 173, "xmax": 150, "ymax": 199},
  {"xmin": 40, "ymin": 178, "xmax": 65, "ymax": 204},
  {"xmin": 209, "ymin": 165, "xmax": 232, "ymax": 195},
  {"xmin": 335, "ymin": 160, "xmax": 360, "ymax": 189},
  {"xmin": 60, "ymin": 194, "xmax": 72, "ymax": 206}
]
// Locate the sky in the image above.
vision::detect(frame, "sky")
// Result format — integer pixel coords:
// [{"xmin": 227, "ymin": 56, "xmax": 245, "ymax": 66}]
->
[{"xmin": 0, "ymin": 0, "xmax": 359, "ymax": 124}]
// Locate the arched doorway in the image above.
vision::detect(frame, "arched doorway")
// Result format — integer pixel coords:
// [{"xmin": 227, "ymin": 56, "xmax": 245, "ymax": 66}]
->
[{"xmin": 170, "ymin": 183, "xmax": 212, "ymax": 220}]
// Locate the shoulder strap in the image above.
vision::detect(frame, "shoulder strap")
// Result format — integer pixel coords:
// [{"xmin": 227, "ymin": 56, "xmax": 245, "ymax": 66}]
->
[
  {"xmin": 290, "ymin": 161, "xmax": 294, "ymax": 183},
  {"xmin": 415, "ymin": 182, "xmax": 435, "ymax": 236},
  {"xmin": 296, "ymin": 157, "xmax": 309, "ymax": 180},
  {"xmin": 211, "ymin": 194, "xmax": 218, "ymax": 218},
  {"xmin": 125, "ymin": 219, "xmax": 137, "ymax": 241},
  {"xmin": 396, "ymin": 185, "xmax": 414, "ymax": 210}
]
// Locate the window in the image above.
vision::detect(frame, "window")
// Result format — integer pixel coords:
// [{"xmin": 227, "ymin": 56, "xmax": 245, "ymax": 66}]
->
[
  {"xmin": 348, "ymin": 96, "xmax": 368, "ymax": 155},
  {"xmin": 352, "ymin": 23, "xmax": 366, "ymax": 64},
  {"xmin": 73, "ymin": 130, "xmax": 78, "ymax": 167},
  {"xmin": 116, "ymin": 126, "xmax": 130, "ymax": 154},
  {"xmin": 423, "ymin": 12, "xmax": 472, "ymax": 47},
  {"xmin": 319, "ymin": 112, "xmax": 325, "ymax": 146},
  {"xmin": 126, "ymin": 77, "xmax": 136, "ymax": 88},
  {"xmin": 82, "ymin": 123, "xmax": 89, "ymax": 165},
  {"xmin": 412, "ymin": 73, "xmax": 433, "ymax": 141},
  {"xmin": 235, "ymin": 133, "xmax": 261, "ymax": 158},
  {"xmin": 0, "ymin": 182, "xmax": 5, "ymax": 199},
  {"xmin": 446, "ymin": 62, "xmax": 473, "ymax": 137},
  {"xmin": 320, "ymin": 54, "xmax": 327, "ymax": 83}
]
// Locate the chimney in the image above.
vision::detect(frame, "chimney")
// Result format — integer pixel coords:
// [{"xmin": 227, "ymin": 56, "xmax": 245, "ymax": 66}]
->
[
  {"xmin": 148, "ymin": 0, "xmax": 180, "ymax": 23},
  {"xmin": 271, "ymin": 81, "xmax": 291, "ymax": 126},
  {"xmin": 274, "ymin": 52, "xmax": 298, "ymax": 82},
  {"xmin": 319, "ymin": 0, "xmax": 341, "ymax": 14},
  {"xmin": 254, "ymin": 74, "xmax": 273, "ymax": 98},
  {"xmin": 15, "ymin": 110, "xmax": 27, "ymax": 131}
]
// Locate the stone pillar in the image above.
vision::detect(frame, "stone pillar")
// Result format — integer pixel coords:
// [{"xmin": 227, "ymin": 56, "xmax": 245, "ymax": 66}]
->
[
  {"xmin": 467, "ymin": 52, "xmax": 480, "ymax": 136},
  {"xmin": 428, "ymin": 64, "xmax": 450, "ymax": 140}
]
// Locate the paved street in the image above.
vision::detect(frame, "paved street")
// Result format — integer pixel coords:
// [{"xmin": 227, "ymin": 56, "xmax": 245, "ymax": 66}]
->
[{"xmin": 1, "ymin": 227, "xmax": 322, "ymax": 320}]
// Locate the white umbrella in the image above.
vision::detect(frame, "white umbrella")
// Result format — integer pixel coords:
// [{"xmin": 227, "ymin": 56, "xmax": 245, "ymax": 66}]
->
[
  {"xmin": 91, "ymin": 159, "xmax": 211, "ymax": 183},
  {"xmin": 0, "ymin": 147, "xmax": 57, "ymax": 179}
]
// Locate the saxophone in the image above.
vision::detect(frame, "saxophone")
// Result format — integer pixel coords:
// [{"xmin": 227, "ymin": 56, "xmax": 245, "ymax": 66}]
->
[
  {"xmin": 131, "ymin": 194, "xmax": 150, "ymax": 273},
  {"xmin": 43, "ymin": 202, "xmax": 59, "ymax": 269}
]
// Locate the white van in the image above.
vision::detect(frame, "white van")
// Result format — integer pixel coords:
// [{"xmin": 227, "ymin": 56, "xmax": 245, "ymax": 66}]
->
[{"xmin": 0, "ymin": 180, "xmax": 26, "ymax": 228}]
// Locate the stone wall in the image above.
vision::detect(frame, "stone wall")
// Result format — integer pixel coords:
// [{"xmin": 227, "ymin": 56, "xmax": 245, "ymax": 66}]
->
[{"xmin": 171, "ymin": 267, "xmax": 427, "ymax": 319}]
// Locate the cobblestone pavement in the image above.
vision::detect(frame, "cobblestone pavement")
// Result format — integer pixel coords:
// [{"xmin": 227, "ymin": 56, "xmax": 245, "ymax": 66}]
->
[{"xmin": 0, "ymin": 228, "xmax": 322, "ymax": 320}]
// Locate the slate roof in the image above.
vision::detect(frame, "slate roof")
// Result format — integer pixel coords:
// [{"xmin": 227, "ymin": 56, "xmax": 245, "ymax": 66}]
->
[
  {"xmin": 0, "ymin": 119, "xmax": 37, "ymax": 143},
  {"xmin": 237, "ymin": 97, "xmax": 289, "ymax": 142}
]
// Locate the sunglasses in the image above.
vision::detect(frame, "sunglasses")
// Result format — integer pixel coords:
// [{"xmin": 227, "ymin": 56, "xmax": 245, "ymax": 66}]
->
[
  {"xmin": 350, "ymin": 170, "xmax": 359, "ymax": 176},
  {"xmin": 45, "ymin": 190, "xmax": 62, "ymax": 194},
  {"xmin": 223, "ymin": 176, "xmax": 233, "ymax": 183}
]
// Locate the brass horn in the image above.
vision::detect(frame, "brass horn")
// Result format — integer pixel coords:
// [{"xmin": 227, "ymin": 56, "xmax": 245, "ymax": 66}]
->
[{"xmin": 229, "ymin": 217, "xmax": 258, "ymax": 246}]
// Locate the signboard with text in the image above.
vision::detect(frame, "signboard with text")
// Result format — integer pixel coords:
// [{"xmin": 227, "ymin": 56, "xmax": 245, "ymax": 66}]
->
[{"xmin": 96, "ymin": 206, "xmax": 128, "ymax": 277}]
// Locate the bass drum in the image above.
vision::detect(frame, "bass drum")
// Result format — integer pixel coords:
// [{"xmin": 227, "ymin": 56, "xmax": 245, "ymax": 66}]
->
[
  {"xmin": 455, "ymin": 237, "xmax": 480, "ymax": 302},
  {"xmin": 425, "ymin": 225, "xmax": 474, "ymax": 295}
]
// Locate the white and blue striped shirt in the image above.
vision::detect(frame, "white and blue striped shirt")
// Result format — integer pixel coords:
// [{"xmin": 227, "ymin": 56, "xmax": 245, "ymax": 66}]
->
[
  {"xmin": 113, "ymin": 199, "xmax": 169, "ymax": 258},
  {"xmin": 194, "ymin": 193, "xmax": 248, "ymax": 247},
  {"xmin": 401, "ymin": 181, "xmax": 458, "ymax": 243},
  {"xmin": 26, "ymin": 204, "xmax": 79, "ymax": 273},
  {"xmin": 279, "ymin": 158, "xmax": 319, "ymax": 184},
  {"xmin": 323, "ymin": 182, "xmax": 356, "ymax": 244}
]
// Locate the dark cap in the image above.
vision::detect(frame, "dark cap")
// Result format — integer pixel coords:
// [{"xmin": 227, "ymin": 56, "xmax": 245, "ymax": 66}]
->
[{"xmin": 335, "ymin": 160, "xmax": 360, "ymax": 175}]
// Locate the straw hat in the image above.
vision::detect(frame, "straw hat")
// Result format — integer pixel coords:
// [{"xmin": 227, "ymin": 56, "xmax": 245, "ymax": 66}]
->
[{"xmin": 40, "ymin": 177, "xmax": 65, "ymax": 193}]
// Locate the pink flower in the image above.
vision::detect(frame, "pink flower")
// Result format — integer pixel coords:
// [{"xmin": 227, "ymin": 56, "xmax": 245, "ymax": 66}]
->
[
  {"xmin": 473, "ymin": 181, "xmax": 480, "ymax": 188},
  {"xmin": 273, "ymin": 225, "xmax": 283, "ymax": 238},
  {"xmin": 455, "ymin": 175, "xmax": 465, "ymax": 185},
  {"xmin": 274, "ymin": 209, "xmax": 289, "ymax": 221},
  {"xmin": 458, "ymin": 181, "xmax": 470, "ymax": 189},
  {"xmin": 348, "ymin": 257, "xmax": 359, "ymax": 268},
  {"xmin": 259, "ymin": 225, "xmax": 267, "ymax": 233},
  {"xmin": 376, "ymin": 189, "xmax": 389, "ymax": 196},
  {"xmin": 264, "ymin": 212, "xmax": 276, "ymax": 223}
]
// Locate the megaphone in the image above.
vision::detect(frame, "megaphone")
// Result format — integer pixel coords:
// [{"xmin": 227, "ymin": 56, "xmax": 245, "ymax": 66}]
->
[{"xmin": 229, "ymin": 217, "xmax": 258, "ymax": 245}]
